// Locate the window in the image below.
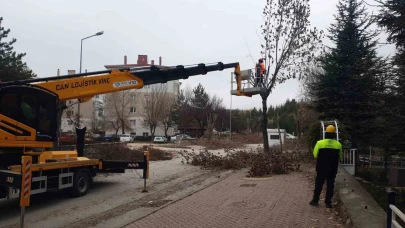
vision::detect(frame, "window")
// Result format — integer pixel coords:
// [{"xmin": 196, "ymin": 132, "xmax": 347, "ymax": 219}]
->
[
  {"xmin": 130, "ymin": 107, "xmax": 136, "ymax": 113},
  {"xmin": 95, "ymin": 95, "xmax": 99, "ymax": 98},
  {"xmin": 270, "ymin": 135, "xmax": 280, "ymax": 140},
  {"xmin": 143, "ymin": 132, "xmax": 149, "ymax": 138},
  {"xmin": 67, "ymin": 120, "xmax": 73, "ymax": 125},
  {"xmin": 130, "ymin": 120, "xmax": 136, "ymax": 126}
]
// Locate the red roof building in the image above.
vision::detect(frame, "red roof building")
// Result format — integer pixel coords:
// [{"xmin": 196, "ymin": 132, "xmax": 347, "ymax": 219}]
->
[{"xmin": 104, "ymin": 55, "xmax": 169, "ymax": 69}]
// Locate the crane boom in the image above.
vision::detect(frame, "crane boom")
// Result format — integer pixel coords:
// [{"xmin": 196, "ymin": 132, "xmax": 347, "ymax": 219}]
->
[{"xmin": 1, "ymin": 62, "xmax": 240, "ymax": 102}]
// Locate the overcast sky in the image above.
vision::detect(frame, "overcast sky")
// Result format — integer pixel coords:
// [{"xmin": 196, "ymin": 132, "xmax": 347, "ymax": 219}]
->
[{"xmin": 1, "ymin": 0, "xmax": 395, "ymax": 110}]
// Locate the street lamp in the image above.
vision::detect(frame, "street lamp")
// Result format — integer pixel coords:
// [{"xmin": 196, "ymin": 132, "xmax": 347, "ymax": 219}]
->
[{"xmin": 77, "ymin": 31, "xmax": 104, "ymax": 128}]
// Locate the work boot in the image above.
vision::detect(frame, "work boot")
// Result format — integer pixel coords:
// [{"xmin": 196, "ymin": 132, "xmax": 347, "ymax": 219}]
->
[
  {"xmin": 309, "ymin": 200, "xmax": 319, "ymax": 206},
  {"xmin": 325, "ymin": 202, "xmax": 332, "ymax": 208}
]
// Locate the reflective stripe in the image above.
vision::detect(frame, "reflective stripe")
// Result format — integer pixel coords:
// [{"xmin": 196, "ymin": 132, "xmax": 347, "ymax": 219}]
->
[{"xmin": 313, "ymin": 139, "xmax": 342, "ymax": 159}]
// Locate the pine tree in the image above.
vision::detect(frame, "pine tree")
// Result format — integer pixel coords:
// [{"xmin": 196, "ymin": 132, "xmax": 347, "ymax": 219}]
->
[
  {"xmin": 377, "ymin": 0, "xmax": 405, "ymax": 152},
  {"xmin": 313, "ymin": 0, "xmax": 387, "ymax": 147},
  {"xmin": 190, "ymin": 84, "xmax": 209, "ymax": 136},
  {"xmin": 0, "ymin": 17, "xmax": 36, "ymax": 82}
]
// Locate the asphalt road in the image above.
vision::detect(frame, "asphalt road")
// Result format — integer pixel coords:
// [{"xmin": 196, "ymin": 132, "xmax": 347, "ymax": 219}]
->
[{"xmin": 0, "ymin": 153, "xmax": 231, "ymax": 228}]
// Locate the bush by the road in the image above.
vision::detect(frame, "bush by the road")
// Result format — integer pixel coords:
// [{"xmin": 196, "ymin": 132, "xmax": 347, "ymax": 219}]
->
[
  {"xmin": 84, "ymin": 144, "xmax": 172, "ymax": 161},
  {"xmin": 179, "ymin": 146, "xmax": 310, "ymax": 177},
  {"xmin": 192, "ymin": 133, "xmax": 263, "ymax": 150}
]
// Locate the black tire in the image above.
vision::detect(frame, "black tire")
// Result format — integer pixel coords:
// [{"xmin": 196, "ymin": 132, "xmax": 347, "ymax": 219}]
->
[{"xmin": 70, "ymin": 170, "xmax": 91, "ymax": 197}]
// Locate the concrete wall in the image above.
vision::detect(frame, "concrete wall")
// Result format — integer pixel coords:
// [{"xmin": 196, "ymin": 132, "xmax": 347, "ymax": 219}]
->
[{"xmin": 335, "ymin": 165, "xmax": 386, "ymax": 228}]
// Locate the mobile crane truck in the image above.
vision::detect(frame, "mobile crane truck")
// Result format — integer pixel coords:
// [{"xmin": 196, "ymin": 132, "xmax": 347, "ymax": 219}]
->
[{"xmin": 0, "ymin": 62, "xmax": 241, "ymax": 200}]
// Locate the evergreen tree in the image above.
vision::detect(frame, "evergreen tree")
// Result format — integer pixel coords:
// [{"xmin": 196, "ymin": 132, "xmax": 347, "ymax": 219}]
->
[
  {"xmin": 313, "ymin": 0, "xmax": 387, "ymax": 147},
  {"xmin": 190, "ymin": 84, "xmax": 209, "ymax": 136},
  {"xmin": 377, "ymin": 0, "xmax": 405, "ymax": 152},
  {"xmin": 0, "ymin": 17, "xmax": 36, "ymax": 82}
]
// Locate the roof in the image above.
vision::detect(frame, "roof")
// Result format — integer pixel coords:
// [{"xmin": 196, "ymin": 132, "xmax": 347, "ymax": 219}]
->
[{"xmin": 104, "ymin": 64, "xmax": 170, "ymax": 69}]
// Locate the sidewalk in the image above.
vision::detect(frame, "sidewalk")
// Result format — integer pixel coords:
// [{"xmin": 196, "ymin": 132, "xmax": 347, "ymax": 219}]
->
[{"xmin": 124, "ymin": 167, "xmax": 344, "ymax": 228}]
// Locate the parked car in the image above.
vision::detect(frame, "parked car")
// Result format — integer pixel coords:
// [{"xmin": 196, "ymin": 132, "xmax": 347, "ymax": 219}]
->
[
  {"xmin": 120, "ymin": 134, "xmax": 134, "ymax": 143},
  {"xmin": 104, "ymin": 134, "xmax": 120, "ymax": 142},
  {"xmin": 59, "ymin": 133, "xmax": 75, "ymax": 145},
  {"xmin": 60, "ymin": 133, "xmax": 92, "ymax": 145},
  {"xmin": 286, "ymin": 133, "xmax": 297, "ymax": 139},
  {"xmin": 92, "ymin": 134, "xmax": 104, "ymax": 142},
  {"xmin": 154, "ymin": 136, "xmax": 168, "ymax": 143},
  {"xmin": 170, "ymin": 134, "xmax": 195, "ymax": 143}
]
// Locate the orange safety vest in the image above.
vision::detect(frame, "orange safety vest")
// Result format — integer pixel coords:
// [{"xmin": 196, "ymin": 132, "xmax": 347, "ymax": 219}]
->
[
  {"xmin": 256, "ymin": 63, "xmax": 265, "ymax": 75},
  {"xmin": 260, "ymin": 63, "xmax": 265, "ymax": 74}
]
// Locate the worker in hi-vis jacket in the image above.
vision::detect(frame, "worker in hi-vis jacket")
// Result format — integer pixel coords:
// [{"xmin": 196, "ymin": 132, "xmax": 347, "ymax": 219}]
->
[{"xmin": 309, "ymin": 125, "xmax": 343, "ymax": 208}]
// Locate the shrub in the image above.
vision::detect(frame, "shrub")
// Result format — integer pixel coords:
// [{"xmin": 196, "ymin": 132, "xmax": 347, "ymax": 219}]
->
[
  {"xmin": 193, "ymin": 138, "xmax": 245, "ymax": 150},
  {"xmin": 179, "ymin": 146, "xmax": 309, "ymax": 177},
  {"xmin": 84, "ymin": 144, "xmax": 172, "ymax": 161},
  {"xmin": 189, "ymin": 133, "xmax": 264, "ymax": 150}
]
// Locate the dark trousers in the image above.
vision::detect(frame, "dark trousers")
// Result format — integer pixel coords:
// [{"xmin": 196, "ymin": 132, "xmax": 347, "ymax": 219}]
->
[
  {"xmin": 256, "ymin": 75, "xmax": 263, "ymax": 87},
  {"xmin": 313, "ymin": 170, "xmax": 336, "ymax": 204}
]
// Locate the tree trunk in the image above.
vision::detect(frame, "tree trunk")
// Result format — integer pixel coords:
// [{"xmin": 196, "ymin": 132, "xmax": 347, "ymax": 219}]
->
[
  {"xmin": 121, "ymin": 119, "xmax": 125, "ymax": 135},
  {"xmin": 261, "ymin": 94, "xmax": 270, "ymax": 153},
  {"xmin": 150, "ymin": 125, "xmax": 154, "ymax": 142},
  {"xmin": 54, "ymin": 102, "xmax": 65, "ymax": 149},
  {"xmin": 164, "ymin": 123, "xmax": 168, "ymax": 139},
  {"xmin": 277, "ymin": 112, "xmax": 283, "ymax": 152}
]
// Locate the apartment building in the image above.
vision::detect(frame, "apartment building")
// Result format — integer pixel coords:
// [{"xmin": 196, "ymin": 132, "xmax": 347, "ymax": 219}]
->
[{"xmin": 104, "ymin": 55, "xmax": 180, "ymax": 137}]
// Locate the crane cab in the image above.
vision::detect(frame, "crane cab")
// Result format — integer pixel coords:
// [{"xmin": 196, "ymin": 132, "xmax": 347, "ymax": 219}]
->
[
  {"xmin": 0, "ymin": 85, "xmax": 58, "ymax": 148},
  {"xmin": 230, "ymin": 69, "xmax": 267, "ymax": 97}
]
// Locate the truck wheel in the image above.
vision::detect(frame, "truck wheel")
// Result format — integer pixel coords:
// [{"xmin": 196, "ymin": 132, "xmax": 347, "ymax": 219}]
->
[{"xmin": 70, "ymin": 170, "xmax": 91, "ymax": 197}]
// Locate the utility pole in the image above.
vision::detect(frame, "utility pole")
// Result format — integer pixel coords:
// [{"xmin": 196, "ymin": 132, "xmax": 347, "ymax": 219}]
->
[
  {"xmin": 230, "ymin": 72, "xmax": 233, "ymax": 140},
  {"xmin": 78, "ymin": 31, "xmax": 104, "ymax": 127}
]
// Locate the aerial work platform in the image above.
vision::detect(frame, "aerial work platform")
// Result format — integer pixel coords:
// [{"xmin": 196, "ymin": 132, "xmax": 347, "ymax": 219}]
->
[{"xmin": 230, "ymin": 69, "xmax": 266, "ymax": 97}]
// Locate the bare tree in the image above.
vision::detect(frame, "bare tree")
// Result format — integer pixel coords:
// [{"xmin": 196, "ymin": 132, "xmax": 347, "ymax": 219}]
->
[
  {"xmin": 259, "ymin": 0, "xmax": 324, "ymax": 153},
  {"xmin": 204, "ymin": 94, "xmax": 225, "ymax": 139},
  {"xmin": 142, "ymin": 84, "xmax": 167, "ymax": 140},
  {"xmin": 104, "ymin": 91, "xmax": 136, "ymax": 136},
  {"xmin": 160, "ymin": 93, "xmax": 175, "ymax": 139},
  {"xmin": 90, "ymin": 117, "xmax": 107, "ymax": 134},
  {"xmin": 64, "ymin": 105, "xmax": 83, "ymax": 131}
]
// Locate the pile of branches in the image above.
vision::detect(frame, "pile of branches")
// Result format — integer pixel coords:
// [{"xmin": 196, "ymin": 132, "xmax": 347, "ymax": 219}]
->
[
  {"xmin": 179, "ymin": 146, "xmax": 311, "ymax": 177},
  {"xmin": 84, "ymin": 144, "xmax": 172, "ymax": 161}
]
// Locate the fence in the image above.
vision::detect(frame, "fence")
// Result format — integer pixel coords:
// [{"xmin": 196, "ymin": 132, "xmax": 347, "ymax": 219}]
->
[
  {"xmin": 341, "ymin": 149, "xmax": 356, "ymax": 175},
  {"xmin": 387, "ymin": 189, "xmax": 405, "ymax": 228}
]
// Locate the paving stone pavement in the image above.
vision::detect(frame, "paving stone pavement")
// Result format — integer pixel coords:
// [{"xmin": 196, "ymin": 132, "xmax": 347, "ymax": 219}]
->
[{"xmin": 124, "ymin": 170, "xmax": 343, "ymax": 228}]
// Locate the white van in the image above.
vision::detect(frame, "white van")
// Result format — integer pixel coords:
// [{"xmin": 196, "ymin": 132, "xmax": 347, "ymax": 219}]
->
[{"xmin": 267, "ymin": 129, "xmax": 286, "ymax": 146}]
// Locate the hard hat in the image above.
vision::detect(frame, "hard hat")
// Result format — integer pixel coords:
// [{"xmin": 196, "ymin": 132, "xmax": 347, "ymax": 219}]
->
[{"xmin": 325, "ymin": 125, "xmax": 336, "ymax": 133}]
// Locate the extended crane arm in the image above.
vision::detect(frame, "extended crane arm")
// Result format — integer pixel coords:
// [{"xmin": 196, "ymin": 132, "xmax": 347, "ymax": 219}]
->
[{"xmin": 1, "ymin": 62, "xmax": 240, "ymax": 102}]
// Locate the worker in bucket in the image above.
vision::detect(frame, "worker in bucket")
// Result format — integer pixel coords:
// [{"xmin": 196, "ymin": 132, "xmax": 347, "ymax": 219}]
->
[
  {"xmin": 255, "ymin": 58, "xmax": 266, "ymax": 87},
  {"xmin": 309, "ymin": 125, "xmax": 342, "ymax": 208}
]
